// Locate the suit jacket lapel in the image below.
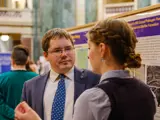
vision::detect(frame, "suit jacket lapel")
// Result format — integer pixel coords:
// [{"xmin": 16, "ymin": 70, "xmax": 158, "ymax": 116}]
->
[
  {"xmin": 35, "ymin": 71, "xmax": 50, "ymax": 119},
  {"xmin": 74, "ymin": 67, "xmax": 86, "ymax": 104}
]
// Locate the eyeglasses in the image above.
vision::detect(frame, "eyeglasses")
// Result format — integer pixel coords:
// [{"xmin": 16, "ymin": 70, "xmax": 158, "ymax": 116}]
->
[{"xmin": 47, "ymin": 46, "xmax": 74, "ymax": 55}]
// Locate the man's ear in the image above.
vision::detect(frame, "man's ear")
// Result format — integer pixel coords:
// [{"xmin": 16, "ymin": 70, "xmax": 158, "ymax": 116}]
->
[
  {"xmin": 11, "ymin": 58, "xmax": 14, "ymax": 66},
  {"xmin": 43, "ymin": 51, "xmax": 48, "ymax": 61}
]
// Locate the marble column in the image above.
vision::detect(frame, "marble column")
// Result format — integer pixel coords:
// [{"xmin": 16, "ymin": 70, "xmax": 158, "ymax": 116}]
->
[
  {"xmin": 85, "ymin": 0, "xmax": 97, "ymax": 24},
  {"xmin": 33, "ymin": 0, "xmax": 76, "ymax": 60},
  {"xmin": 33, "ymin": 0, "xmax": 40, "ymax": 61},
  {"xmin": 21, "ymin": 37, "xmax": 32, "ymax": 57},
  {"xmin": 21, "ymin": 34, "xmax": 34, "ymax": 59},
  {"xmin": 151, "ymin": 0, "xmax": 160, "ymax": 5},
  {"xmin": 40, "ymin": 0, "xmax": 76, "ymax": 35},
  {"xmin": 137, "ymin": 0, "xmax": 151, "ymax": 8}
]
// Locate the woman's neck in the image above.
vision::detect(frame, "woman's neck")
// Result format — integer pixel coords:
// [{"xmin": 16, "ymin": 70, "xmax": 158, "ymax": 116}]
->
[{"xmin": 101, "ymin": 64, "xmax": 124, "ymax": 74}]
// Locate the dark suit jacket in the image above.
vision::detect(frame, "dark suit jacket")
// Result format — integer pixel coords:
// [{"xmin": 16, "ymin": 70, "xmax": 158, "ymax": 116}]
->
[{"xmin": 22, "ymin": 67, "xmax": 100, "ymax": 119}]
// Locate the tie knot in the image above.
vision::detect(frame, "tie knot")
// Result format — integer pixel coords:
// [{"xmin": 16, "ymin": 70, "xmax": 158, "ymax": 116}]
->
[{"xmin": 59, "ymin": 74, "xmax": 65, "ymax": 79}]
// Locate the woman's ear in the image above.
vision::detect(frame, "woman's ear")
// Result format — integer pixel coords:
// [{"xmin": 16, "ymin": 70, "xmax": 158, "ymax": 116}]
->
[
  {"xmin": 99, "ymin": 43, "xmax": 108, "ymax": 58},
  {"xmin": 99, "ymin": 43, "xmax": 111, "ymax": 60}
]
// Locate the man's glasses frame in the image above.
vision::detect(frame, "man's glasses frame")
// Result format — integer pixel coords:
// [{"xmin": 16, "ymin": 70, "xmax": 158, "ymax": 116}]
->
[{"xmin": 47, "ymin": 46, "xmax": 75, "ymax": 55}]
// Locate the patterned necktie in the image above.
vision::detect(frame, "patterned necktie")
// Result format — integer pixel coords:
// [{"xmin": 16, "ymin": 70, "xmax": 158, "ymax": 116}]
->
[{"xmin": 51, "ymin": 74, "xmax": 66, "ymax": 120}]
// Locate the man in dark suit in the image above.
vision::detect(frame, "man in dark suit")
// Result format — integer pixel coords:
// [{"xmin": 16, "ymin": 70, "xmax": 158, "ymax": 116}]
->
[{"xmin": 22, "ymin": 28, "xmax": 100, "ymax": 120}]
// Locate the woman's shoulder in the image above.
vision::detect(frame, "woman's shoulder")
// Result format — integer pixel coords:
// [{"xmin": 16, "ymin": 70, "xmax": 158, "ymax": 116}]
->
[
  {"xmin": 74, "ymin": 87, "xmax": 111, "ymax": 120},
  {"xmin": 77, "ymin": 87, "xmax": 110, "ymax": 105}
]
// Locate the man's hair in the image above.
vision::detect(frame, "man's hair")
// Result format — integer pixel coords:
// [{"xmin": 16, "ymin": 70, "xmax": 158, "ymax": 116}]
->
[
  {"xmin": 42, "ymin": 28, "xmax": 74, "ymax": 52},
  {"xmin": 11, "ymin": 45, "xmax": 29, "ymax": 65}
]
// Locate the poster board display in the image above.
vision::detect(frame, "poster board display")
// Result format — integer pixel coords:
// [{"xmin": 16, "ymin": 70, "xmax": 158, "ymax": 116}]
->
[
  {"xmin": 0, "ymin": 53, "xmax": 11, "ymax": 74},
  {"xmin": 75, "ymin": 48, "xmax": 88, "ymax": 69},
  {"xmin": 121, "ymin": 9, "xmax": 160, "ymax": 104},
  {"xmin": 67, "ymin": 4, "xmax": 160, "ymax": 116},
  {"xmin": 67, "ymin": 4, "xmax": 160, "ymax": 80}
]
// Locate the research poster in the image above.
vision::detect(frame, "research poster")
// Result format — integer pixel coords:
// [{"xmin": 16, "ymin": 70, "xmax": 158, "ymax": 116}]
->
[
  {"xmin": 123, "ymin": 10, "xmax": 160, "ymax": 102},
  {"xmin": 76, "ymin": 48, "xmax": 88, "ymax": 69},
  {"xmin": 128, "ymin": 15, "xmax": 160, "ymax": 64},
  {"xmin": 70, "ymin": 10, "xmax": 160, "ymax": 84},
  {"xmin": 71, "ymin": 31, "xmax": 88, "ymax": 45},
  {"xmin": 134, "ymin": 64, "xmax": 146, "ymax": 82}
]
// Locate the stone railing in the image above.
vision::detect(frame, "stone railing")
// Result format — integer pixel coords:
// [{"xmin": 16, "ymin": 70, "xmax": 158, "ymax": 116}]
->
[
  {"xmin": 104, "ymin": 2, "xmax": 135, "ymax": 18},
  {"xmin": 0, "ymin": 7, "xmax": 32, "ymax": 26}
]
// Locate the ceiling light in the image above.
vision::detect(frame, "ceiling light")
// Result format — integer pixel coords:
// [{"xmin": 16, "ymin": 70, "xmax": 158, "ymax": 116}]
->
[{"xmin": 0, "ymin": 35, "xmax": 9, "ymax": 41}]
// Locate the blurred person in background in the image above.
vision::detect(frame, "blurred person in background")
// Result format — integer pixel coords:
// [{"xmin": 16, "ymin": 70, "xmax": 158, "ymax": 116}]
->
[
  {"xmin": 0, "ymin": 45, "xmax": 38, "ymax": 120},
  {"xmin": 36, "ymin": 60, "xmax": 42, "ymax": 74},
  {"xmin": 42, "ymin": 60, "xmax": 51, "ymax": 74},
  {"xmin": 20, "ymin": 28, "xmax": 100, "ymax": 120},
  {"xmin": 15, "ymin": 18, "xmax": 157, "ymax": 120},
  {"xmin": 26, "ymin": 59, "xmax": 39, "ymax": 73},
  {"xmin": 37, "ymin": 58, "xmax": 51, "ymax": 75}
]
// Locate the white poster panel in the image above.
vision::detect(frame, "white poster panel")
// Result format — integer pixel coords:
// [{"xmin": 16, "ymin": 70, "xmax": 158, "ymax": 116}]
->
[{"xmin": 123, "ymin": 10, "xmax": 160, "ymax": 104}]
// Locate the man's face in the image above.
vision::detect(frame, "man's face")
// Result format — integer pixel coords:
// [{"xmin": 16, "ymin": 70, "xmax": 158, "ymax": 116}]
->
[{"xmin": 44, "ymin": 37, "xmax": 75, "ymax": 74}]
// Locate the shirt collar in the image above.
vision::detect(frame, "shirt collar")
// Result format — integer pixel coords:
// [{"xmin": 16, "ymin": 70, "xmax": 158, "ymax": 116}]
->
[
  {"xmin": 50, "ymin": 67, "xmax": 74, "ymax": 82},
  {"xmin": 66, "ymin": 67, "xmax": 74, "ymax": 81},
  {"xmin": 100, "ymin": 70, "xmax": 132, "ymax": 83}
]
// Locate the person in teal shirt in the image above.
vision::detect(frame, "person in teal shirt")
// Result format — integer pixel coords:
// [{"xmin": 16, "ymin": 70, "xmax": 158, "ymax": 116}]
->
[{"xmin": 0, "ymin": 45, "xmax": 38, "ymax": 120}]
